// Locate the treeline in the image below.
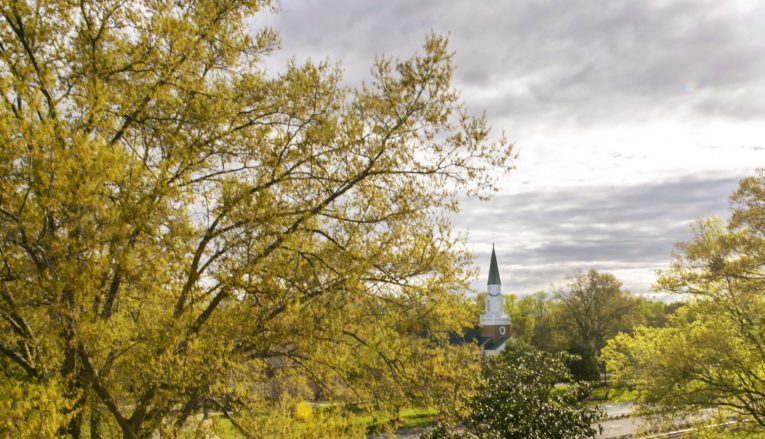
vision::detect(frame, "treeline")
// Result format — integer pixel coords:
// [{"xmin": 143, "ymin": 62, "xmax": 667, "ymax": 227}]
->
[{"xmin": 478, "ymin": 271, "xmax": 684, "ymax": 381}]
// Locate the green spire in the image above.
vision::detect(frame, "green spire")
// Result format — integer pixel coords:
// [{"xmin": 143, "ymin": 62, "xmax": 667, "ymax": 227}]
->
[{"xmin": 488, "ymin": 245, "xmax": 501, "ymax": 285}]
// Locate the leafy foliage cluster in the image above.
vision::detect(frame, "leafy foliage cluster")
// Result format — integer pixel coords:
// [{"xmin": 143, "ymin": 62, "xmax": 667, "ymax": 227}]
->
[
  {"xmin": 0, "ymin": 1, "xmax": 512, "ymax": 437},
  {"xmin": 604, "ymin": 169, "xmax": 765, "ymax": 427},
  {"xmin": 424, "ymin": 342, "xmax": 602, "ymax": 439}
]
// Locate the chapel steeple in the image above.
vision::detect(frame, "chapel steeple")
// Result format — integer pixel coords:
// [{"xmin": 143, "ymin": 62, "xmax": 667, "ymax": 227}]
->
[
  {"xmin": 488, "ymin": 245, "xmax": 501, "ymax": 286},
  {"xmin": 479, "ymin": 245, "xmax": 510, "ymax": 349}
]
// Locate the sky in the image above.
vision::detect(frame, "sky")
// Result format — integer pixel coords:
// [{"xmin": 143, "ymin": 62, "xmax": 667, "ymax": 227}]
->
[{"xmin": 252, "ymin": 0, "xmax": 765, "ymax": 297}]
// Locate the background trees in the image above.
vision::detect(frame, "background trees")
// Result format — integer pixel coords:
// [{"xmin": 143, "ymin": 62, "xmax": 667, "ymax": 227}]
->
[
  {"xmin": 603, "ymin": 170, "xmax": 765, "ymax": 427},
  {"xmin": 482, "ymin": 272, "xmax": 678, "ymax": 382},
  {"xmin": 0, "ymin": 1, "xmax": 511, "ymax": 437}
]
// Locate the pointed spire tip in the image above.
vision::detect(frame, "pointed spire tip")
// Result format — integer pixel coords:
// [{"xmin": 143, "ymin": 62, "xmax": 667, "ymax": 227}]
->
[{"xmin": 488, "ymin": 245, "xmax": 501, "ymax": 285}]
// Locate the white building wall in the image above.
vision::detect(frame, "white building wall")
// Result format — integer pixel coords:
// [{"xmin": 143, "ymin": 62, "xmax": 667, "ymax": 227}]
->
[{"xmin": 479, "ymin": 284, "xmax": 510, "ymax": 327}]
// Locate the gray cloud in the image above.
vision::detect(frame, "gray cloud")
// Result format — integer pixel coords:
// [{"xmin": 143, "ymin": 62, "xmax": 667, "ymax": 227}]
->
[
  {"xmin": 258, "ymin": 0, "xmax": 765, "ymax": 124},
  {"xmin": 460, "ymin": 173, "xmax": 742, "ymax": 295},
  {"xmin": 251, "ymin": 2, "xmax": 764, "ymax": 297}
]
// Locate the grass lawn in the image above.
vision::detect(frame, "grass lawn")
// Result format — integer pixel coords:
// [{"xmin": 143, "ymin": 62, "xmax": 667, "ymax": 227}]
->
[
  {"xmin": 586, "ymin": 385, "xmax": 637, "ymax": 403},
  {"xmin": 356, "ymin": 406, "xmax": 439, "ymax": 431},
  {"xmin": 398, "ymin": 407, "xmax": 439, "ymax": 429},
  {"xmin": 211, "ymin": 405, "xmax": 438, "ymax": 437}
]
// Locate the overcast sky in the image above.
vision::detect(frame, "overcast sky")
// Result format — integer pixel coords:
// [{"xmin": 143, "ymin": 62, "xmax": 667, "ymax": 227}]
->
[{"xmin": 253, "ymin": 0, "xmax": 765, "ymax": 297}]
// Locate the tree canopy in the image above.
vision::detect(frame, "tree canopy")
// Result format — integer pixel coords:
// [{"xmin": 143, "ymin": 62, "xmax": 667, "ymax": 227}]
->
[
  {"xmin": 603, "ymin": 169, "xmax": 765, "ymax": 427},
  {"xmin": 556, "ymin": 270, "xmax": 639, "ymax": 354},
  {"xmin": 0, "ymin": 1, "xmax": 512, "ymax": 437}
]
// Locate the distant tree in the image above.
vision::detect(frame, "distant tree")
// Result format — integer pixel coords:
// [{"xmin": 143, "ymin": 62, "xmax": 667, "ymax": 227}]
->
[
  {"xmin": 554, "ymin": 270, "xmax": 639, "ymax": 380},
  {"xmin": 0, "ymin": 1, "xmax": 511, "ymax": 436},
  {"xmin": 632, "ymin": 297, "xmax": 684, "ymax": 328},
  {"xmin": 527, "ymin": 292, "xmax": 564, "ymax": 351},
  {"xmin": 556, "ymin": 270, "xmax": 639, "ymax": 351},
  {"xmin": 509, "ymin": 295, "xmax": 535, "ymax": 342},
  {"xmin": 475, "ymin": 291, "xmax": 487, "ymax": 316},
  {"xmin": 603, "ymin": 170, "xmax": 765, "ymax": 428},
  {"xmin": 529, "ymin": 291, "xmax": 551, "ymax": 321},
  {"xmin": 504, "ymin": 292, "xmax": 518, "ymax": 315}
]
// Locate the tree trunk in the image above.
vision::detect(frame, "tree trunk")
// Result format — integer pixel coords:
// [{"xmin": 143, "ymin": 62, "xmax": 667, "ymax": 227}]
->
[
  {"xmin": 90, "ymin": 399, "xmax": 101, "ymax": 439},
  {"xmin": 61, "ymin": 344, "xmax": 85, "ymax": 438}
]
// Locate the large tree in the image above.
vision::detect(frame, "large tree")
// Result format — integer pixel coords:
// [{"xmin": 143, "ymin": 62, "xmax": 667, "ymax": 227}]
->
[
  {"xmin": 603, "ymin": 170, "xmax": 765, "ymax": 427},
  {"xmin": 0, "ymin": 1, "xmax": 511, "ymax": 437},
  {"xmin": 556, "ymin": 270, "xmax": 639, "ymax": 354},
  {"xmin": 554, "ymin": 270, "xmax": 639, "ymax": 380}
]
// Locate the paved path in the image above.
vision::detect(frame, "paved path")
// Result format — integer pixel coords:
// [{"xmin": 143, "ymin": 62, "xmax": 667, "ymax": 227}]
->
[
  {"xmin": 601, "ymin": 402, "xmax": 635, "ymax": 419},
  {"xmin": 598, "ymin": 415, "xmax": 642, "ymax": 438},
  {"xmin": 597, "ymin": 402, "xmax": 638, "ymax": 438},
  {"xmin": 596, "ymin": 404, "xmax": 715, "ymax": 438},
  {"xmin": 370, "ymin": 403, "xmax": 713, "ymax": 439},
  {"xmin": 370, "ymin": 403, "xmax": 640, "ymax": 439}
]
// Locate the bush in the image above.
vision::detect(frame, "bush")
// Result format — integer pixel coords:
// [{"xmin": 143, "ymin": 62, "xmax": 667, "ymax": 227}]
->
[
  {"xmin": 462, "ymin": 342, "xmax": 602, "ymax": 439},
  {"xmin": 567, "ymin": 342, "xmax": 600, "ymax": 381},
  {"xmin": 419, "ymin": 422, "xmax": 466, "ymax": 439}
]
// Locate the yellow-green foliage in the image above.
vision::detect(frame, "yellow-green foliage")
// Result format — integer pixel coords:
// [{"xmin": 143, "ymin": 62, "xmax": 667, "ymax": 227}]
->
[
  {"xmin": 218, "ymin": 397, "xmax": 365, "ymax": 439},
  {"xmin": 0, "ymin": 379, "xmax": 74, "ymax": 438},
  {"xmin": 603, "ymin": 170, "xmax": 765, "ymax": 429},
  {"xmin": 707, "ymin": 431, "xmax": 765, "ymax": 439},
  {"xmin": 0, "ymin": 0, "xmax": 508, "ymax": 437}
]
